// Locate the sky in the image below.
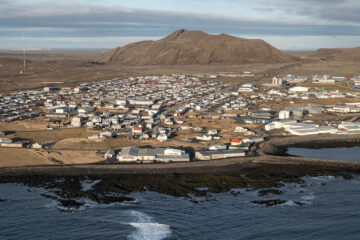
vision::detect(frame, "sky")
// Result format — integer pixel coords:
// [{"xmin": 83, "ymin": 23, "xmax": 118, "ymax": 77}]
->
[{"xmin": 1, "ymin": 0, "xmax": 360, "ymax": 50}]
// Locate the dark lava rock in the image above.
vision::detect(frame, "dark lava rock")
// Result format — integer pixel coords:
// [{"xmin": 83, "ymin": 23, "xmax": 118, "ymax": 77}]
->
[
  {"xmin": 251, "ymin": 199, "xmax": 307, "ymax": 207},
  {"xmin": 343, "ymin": 174, "xmax": 354, "ymax": 180},
  {"xmin": 58, "ymin": 199, "xmax": 84, "ymax": 209},
  {"xmin": 294, "ymin": 201, "xmax": 306, "ymax": 206},
  {"xmin": 88, "ymin": 194, "xmax": 134, "ymax": 204},
  {"xmin": 230, "ymin": 191, "xmax": 241, "ymax": 196},
  {"xmin": 258, "ymin": 189, "xmax": 283, "ymax": 196},
  {"xmin": 251, "ymin": 199, "xmax": 287, "ymax": 207}
]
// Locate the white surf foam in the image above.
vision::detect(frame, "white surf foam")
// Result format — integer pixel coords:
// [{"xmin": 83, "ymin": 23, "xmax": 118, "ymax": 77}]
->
[
  {"xmin": 45, "ymin": 200, "xmax": 58, "ymax": 209},
  {"xmin": 301, "ymin": 195, "xmax": 315, "ymax": 201},
  {"xmin": 121, "ymin": 198, "xmax": 140, "ymax": 206},
  {"xmin": 280, "ymin": 200, "xmax": 297, "ymax": 207},
  {"xmin": 127, "ymin": 210, "xmax": 171, "ymax": 240},
  {"xmin": 311, "ymin": 176, "xmax": 335, "ymax": 181}
]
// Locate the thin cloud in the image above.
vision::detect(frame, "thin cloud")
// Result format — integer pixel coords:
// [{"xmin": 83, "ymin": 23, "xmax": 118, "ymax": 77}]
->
[{"xmin": 0, "ymin": 0, "xmax": 360, "ymax": 48}]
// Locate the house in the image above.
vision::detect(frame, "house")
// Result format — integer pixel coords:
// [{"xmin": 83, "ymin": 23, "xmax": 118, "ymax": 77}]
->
[
  {"xmin": 196, "ymin": 135, "xmax": 213, "ymax": 141},
  {"xmin": 132, "ymin": 126, "xmax": 142, "ymax": 134},
  {"xmin": 231, "ymin": 139, "xmax": 242, "ymax": 146},
  {"xmin": 231, "ymin": 139, "xmax": 252, "ymax": 147},
  {"xmin": 71, "ymin": 117, "xmax": 82, "ymax": 127},
  {"xmin": 157, "ymin": 134, "xmax": 168, "ymax": 142},
  {"xmin": 279, "ymin": 110, "xmax": 292, "ymax": 119},
  {"xmin": 193, "ymin": 127, "xmax": 204, "ymax": 132},
  {"xmin": 351, "ymin": 76, "xmax": 360, "ymax": 85},
  {"xmin": 209, "ymin": 144, "xmax": 227, "ymax": 150},
  {"xmin": 234, "ymin": 126, "xmax": 247, "ymax": 133},
  {"xmin": 31, "ymin": 143, "xmax": 43, "ymax": 149},
  {"xmin": 208, "ymin": 129, "xmax": 218, "ymax": 135},
  {"xmin": 0, "ymin": 138, "xmax": 12, "ymax": 144},
  {"xmin": 164, "ymin": 118, "xmax": 174, "ymax": 125}
]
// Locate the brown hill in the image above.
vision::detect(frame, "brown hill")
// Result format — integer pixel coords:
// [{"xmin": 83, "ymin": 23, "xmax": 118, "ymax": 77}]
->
[
  {"xmin": 98, "ymin": 29, "xmax": 298, "ymax": 65},
  {"xmin": 309, "ymin": 47, "xmax": 360, "ymax": 61}
]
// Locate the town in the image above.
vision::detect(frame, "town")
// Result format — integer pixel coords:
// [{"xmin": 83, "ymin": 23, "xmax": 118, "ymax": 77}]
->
[{"xmin": 1, "ymin": 72, "xmax": 360, "ymax": 165}]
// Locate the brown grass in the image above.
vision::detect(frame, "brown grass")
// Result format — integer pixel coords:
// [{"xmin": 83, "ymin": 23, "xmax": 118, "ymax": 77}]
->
[
  {"xmin": 7, "ymin": 128, "xmax": 99, "ymax": 144},
  {"xmin": 0, "ymin": 148, "xmax": 102, "ymax": 167}
]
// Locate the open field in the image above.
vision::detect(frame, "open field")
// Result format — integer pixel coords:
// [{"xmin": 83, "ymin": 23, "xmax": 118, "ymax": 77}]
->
[
  {"xmin": 0, "ymin": 117, "xmax": 48, "ymax": 131},
  {"xmin": 281, "ymin": 60, "xmax": 360, "ymax": 79},
  {"xmin": 0, "ymin": 49, "xmax": 301, "ymax": 93},
  {"xmin": 7, "ymin": 128, "xmax": 99, "ymax": 144},
  {"xmin": 4, "ymin": 49, "xmax": 359, "ymax": 94},
  {"xmin": 0, "ymin": 148, "xmax": 102, "ymax": 167}
]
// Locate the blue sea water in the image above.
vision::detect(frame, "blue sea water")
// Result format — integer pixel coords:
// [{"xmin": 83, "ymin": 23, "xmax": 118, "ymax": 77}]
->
[
  {"xmin": 1, "ymin": 175, "xmax": 360, "ymax": 240},
  {"xmin": 287, "ymin": 146, "xmax": 360, "ymax": 162}
]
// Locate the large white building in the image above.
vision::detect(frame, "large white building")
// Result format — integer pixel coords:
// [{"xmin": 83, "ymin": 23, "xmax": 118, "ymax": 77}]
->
[
  {"xmin": 272, "ymin": 77, "xmax": 285, "ymax": 85},
  {"xmin": 116, "ymin": 147, "xmax": 190, "ymax": 163},
  {"xmin": 289, "ymin": 86, "xmax": 309, "ymax": 93}
]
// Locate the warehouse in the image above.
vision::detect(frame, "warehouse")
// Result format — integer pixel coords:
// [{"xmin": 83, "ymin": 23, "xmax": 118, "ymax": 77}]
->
[
  {"xmin": 195, "ymin": 149, "xmax": 246, "ymax": 161},
  {"xmin": 117, "ymin": 147, "xmax": 139, "ymax": 162}
]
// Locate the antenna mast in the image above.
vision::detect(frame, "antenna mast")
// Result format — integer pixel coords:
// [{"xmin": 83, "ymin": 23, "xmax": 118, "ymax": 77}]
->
[{"xmin": 22, "ymin": 28, "xmax": 26, "ymax": 74}]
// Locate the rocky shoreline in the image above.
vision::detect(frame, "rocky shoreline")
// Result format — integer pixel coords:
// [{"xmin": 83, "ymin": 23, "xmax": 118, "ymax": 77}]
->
[
  {"xmin": 1, "ymin": 134, "xmax": 360, "ymax": 209},
  {"xmin": 0, "ymin": 161, "xmax": 359, "ymax": 209}
]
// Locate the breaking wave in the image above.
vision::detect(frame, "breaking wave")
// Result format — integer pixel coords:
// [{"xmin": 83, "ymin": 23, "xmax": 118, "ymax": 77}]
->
[{"xmin": 127, "ymin": 210, "xmax": 171, "ymax": 240}]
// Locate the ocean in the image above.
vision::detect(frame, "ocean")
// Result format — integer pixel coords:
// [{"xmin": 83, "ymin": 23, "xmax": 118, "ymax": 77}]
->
[
  {"xmin": 287, "ymin": 146, "xmax": 360, "ymax": 162},
  {"xmin": 1, "ymin": 174, "xmax": 360, "ymax": 240}
]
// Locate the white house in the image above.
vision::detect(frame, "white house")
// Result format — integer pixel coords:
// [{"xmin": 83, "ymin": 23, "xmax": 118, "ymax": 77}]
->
[
  {"xmin": 157, "ymin": 134, "xmax": 168, "ymax": 142},
  {"xmin": 279, "ymin": 110, "xmax": 292, "ymax": 119},
  {"xmin": 196, "ymin": 135, "xmax": 213, "ymax": 141}
]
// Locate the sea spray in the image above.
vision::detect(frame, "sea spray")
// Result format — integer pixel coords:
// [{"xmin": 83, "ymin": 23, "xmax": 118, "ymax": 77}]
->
[{"xmin": 127, "ymin": 210, "xmax": 171, "ymax": 240}]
